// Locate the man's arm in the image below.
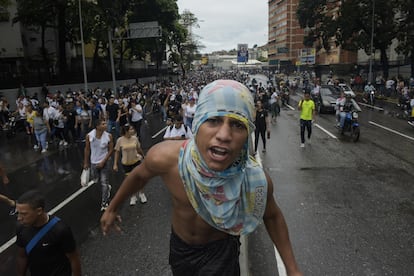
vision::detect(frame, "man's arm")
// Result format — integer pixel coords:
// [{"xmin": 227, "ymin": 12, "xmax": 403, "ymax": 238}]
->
[
  {"xmin": 263, "ymin": 173, "xmax": 302, "ymax": 276},
  {"xmin": 66, "ymin": 250, "xmax": 81, "ymax": 276},
  {"xmin": 16, "ymin": 247, "xmax": 28, "ymax": 276},
  {"xmin": 101, "ymin": 141, "xmax": 175, "ymax": 235}
]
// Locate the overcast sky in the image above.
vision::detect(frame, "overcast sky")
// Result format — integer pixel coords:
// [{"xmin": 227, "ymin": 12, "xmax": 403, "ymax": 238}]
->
[{"xmin": 176, "ymin": 0, "xmax": 268, "ymax": 54}]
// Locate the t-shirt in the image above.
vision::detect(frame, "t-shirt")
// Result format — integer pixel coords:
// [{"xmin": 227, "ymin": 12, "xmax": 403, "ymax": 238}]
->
[
  {"xmin": 106, "ymin": 103, "xmax": 119, "ymax": 121},
  {"xmin": 15, "ymin": 217, "xmax": 77, "ymax": 276},
  {"xmin": 255, "ymin": 109, "xmax": 268, "ymax": 129},
  {"xmin": 33, "ymin": 116, "xmax": 48, "ymax": 132},
  {"xmin": 163, "ymin": 124, "xmax": 193, "ymax": 139},
  {"xmin": 299, "ymin": 99, "xmax": 315, "ymax": 120},
  {"xmin": 114, "ymin": 136, "xmax": 143, "ymax": 165}
]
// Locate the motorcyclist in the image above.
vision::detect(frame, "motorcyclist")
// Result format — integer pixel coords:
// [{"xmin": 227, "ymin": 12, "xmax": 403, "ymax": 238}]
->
[
  {"xmin": 364, "ymin": 82, "xmax": 375, "ymax": 103},
  {"xmin": 339, "ymin": 94, "xmax": 354, "ymax": 133},
  {"xmin": 335, "ymin": 90, "xmax": 346, "ymax": 127}
]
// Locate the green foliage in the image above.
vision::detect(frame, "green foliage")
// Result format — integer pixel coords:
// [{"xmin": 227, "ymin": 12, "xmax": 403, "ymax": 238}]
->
[{"xmin": 10, "ymin": 0, "xmax": 203, "ymax": 76}]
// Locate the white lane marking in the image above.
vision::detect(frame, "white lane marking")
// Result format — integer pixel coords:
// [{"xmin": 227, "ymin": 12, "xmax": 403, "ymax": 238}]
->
[
  {"xmin": 357, "ymin": 102, "xmax": 384, "ymax": 111},
  {"xmin": 285, "ymin": 104, "xmax": 295, "ymax": 110},
  {"xmin": 0, "ymin": 182, "xmax": 96, "ymax": 254},
  {"xmin": 253, "ymin": 148, "xmax": 287, "ymax": 276},
  {"xmin": 151, "ymin": 126, "xmax": 168, "ymax": 139},
  {"xmin": 368, "ymin": 121, "xmax": 414, "ymax": 141},
  {"xmin": 314, "ymin": 123, "xmax": 338, "ymax": 139}
]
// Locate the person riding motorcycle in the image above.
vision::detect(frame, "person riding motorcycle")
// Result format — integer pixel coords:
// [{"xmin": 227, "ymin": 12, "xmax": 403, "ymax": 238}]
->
[{"xmin": 339, "ymin": 94, "xmax": 355, "ymax": 133}]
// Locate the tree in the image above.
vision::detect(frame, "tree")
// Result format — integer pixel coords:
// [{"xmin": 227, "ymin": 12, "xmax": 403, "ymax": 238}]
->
[
  {"xmin": 297, "ymin": 0, "xmax": 398, "ymax": 79},
  {"xmin": 395, "ymin": 0, "xmax": 414, "ymax": 76},
  {"xmin": 13, "ymin": 0, "xmax": 57, "ymax": 70},
  {"xmin": 168, "ymin": 10, "xmax": 204, "ymax": 79}
]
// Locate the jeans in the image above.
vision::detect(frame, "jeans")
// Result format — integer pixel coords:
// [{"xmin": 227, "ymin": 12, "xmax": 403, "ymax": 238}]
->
[
  {"xmin": 254, "ymin": 126, "xmax": 266, "ymax": 152},
  {"xmin": 90, "ymin": 162, "xmax": 111, "ymax": 205},
  {"xmin": 339, "ymin": 112, "xmax": 346, "ymax": 128},
  {"xmin": 35, "ymin": 130, "xmax": 47, "ymax": 150},
  {"xmin": 300, "ymin": 119, "xmax": 312, "ymax": 143},
  {"xmin": 107, "ymin": 120, "xmax": 119, "ymax": 140}
]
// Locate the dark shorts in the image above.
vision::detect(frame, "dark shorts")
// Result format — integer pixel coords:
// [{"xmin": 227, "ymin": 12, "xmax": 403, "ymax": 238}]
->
[
  {"xmin": 122, "ymin": 160, "xmax": 141, "ymax": 175},
  {"xmin": 169, "ymin": 230, "xmax": 241, "ymax": 276}
]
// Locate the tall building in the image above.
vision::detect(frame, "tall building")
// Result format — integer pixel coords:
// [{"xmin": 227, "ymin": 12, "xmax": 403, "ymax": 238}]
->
[
  {"xmin": 268, "ymin": 0, "xmax": 304, "ymax": 70},
  {"xmin": 268, "ymin": 0, "xmax": 357, "ymax": 72}
]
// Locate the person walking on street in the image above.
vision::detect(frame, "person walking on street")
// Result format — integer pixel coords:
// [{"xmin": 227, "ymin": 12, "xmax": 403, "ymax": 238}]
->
[
  {"xmin": 113, "ymin": 124, "xmax": 147, "ymax": 206},
  {"xmin": 101, "ymin": 79, "xmax": 302, "ymax": 276},
  {"xmin": 15, "ymin": 190, "xmax": 81, "ymax": 276},
  {"xmin": 298, "ymin": 90, "xmax": 315, "ymax": 148},
  {"xmin": 129, "ymin": 101, "xmax": 144, "ymax": 140},
  {"xmin": 33, "ymin": 108, "xmax": 51, "ymax": 153},
  {"xmin": 84, "ymin": 119, "xmax": 114, "ymax": 211},
  {"xmin": 254, "ymin": 100, "xmax": 270, "ymax": 154}
]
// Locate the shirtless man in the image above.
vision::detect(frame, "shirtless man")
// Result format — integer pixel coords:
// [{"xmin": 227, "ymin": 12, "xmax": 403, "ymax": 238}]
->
[{"xmin": 101, "ymin": 79, "xmax": 302, "ymax": 276}]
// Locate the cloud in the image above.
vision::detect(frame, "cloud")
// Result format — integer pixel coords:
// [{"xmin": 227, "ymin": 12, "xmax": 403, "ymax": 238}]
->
[{"xmin": 176, "ymin": 0, "xmax": 268, "ymax": 53}]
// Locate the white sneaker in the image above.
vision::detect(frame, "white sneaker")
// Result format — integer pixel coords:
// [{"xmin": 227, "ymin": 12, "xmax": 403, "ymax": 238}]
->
[
  {"xmin": 63, "ymin": 141, "xmax": 68, "ymax": 146},
  {"xmin": 300, "ymin": 143, "xmax": 305, "ymax": 148},
  {"xmin": 139, "ymin": 193, "xmax": 147, "ymax": 204},
  {"xmin": 41, "ymin": 149, "xmax": 47, "ymax": 153},
  {"xmin": 34, "ymin": 145, "xmax": 39, "ymax": 150},
  {"xmin": 129, "ymin": 196, "xmax": 137, "ymax": 206},
  {"xmin": 59, "ymin": 140, "xmax": 64, "ymax": 146}
]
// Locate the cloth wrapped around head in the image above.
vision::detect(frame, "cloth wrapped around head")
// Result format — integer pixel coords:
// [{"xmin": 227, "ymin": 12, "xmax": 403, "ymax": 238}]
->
[
  {"xmin": 191, "ymin": 79, "xmax": 256, "ymax": 163},
  {"xmin": 192, "ymin": 79, "xmax": 255, "ymax": 135},
  {"xmin": 178, "ymin": 79, "xmax": 267, "ymax": 236}
]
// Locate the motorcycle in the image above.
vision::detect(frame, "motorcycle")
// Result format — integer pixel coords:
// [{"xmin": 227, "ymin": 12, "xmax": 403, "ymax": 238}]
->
[
  {"xmin": 340, "ymin": 110, "xmax": 360, "ymax": 142},
  {"xmin": 369, "ymin": 90, "xmax": 375, "ymax": 106}
]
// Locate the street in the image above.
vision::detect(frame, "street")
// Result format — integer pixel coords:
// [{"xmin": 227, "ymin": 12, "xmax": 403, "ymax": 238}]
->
[{"xmin": 0, "ymin": 77, "xmax": 413, "ymax": 275}]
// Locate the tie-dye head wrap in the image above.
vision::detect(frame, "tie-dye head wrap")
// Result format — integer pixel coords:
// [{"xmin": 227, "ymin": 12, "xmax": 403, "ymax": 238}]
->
[{"xmin": 178, "ymin": 79, "xmax": 268, "ymax": 236}]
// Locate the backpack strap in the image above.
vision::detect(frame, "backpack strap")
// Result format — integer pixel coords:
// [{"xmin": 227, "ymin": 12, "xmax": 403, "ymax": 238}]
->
[{"xmin": 25, "ymin": 216, "xmax": 60, "ymax": 255}]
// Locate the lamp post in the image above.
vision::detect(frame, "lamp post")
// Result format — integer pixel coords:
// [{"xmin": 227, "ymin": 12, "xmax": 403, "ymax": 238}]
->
[
  {"xmin": 368, "ymin": 0, "xmax": 375, "ymax": 84},
  {"xmin": 78, "ymin": 0, "xmax": 88, "ymax": 92}
]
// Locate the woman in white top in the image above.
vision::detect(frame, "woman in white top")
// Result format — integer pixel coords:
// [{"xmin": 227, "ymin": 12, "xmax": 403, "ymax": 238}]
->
[{"xmin": 183, "ymin": 97, "xmax": 197, "ymax": 130}]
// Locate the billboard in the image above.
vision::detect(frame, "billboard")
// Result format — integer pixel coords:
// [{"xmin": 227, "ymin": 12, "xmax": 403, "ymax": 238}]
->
[{"xmin": 237, "ymin": 44, "xmax": 249, "ymax": 63}]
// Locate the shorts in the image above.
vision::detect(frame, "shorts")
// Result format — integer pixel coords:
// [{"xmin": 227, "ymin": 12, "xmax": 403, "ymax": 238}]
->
[
  {"xmin": 122, "ymin": 160, "xmax": 141, "ymax": 175},
  {"xmin": 169, "ymin": 229, "xmax": 240, "ymax": 276}
]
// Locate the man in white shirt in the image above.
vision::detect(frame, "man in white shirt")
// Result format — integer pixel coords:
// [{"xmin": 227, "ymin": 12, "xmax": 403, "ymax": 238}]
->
[{"xmin": 163, "ymin": 115, "xmax": 193, "ymax": 140}]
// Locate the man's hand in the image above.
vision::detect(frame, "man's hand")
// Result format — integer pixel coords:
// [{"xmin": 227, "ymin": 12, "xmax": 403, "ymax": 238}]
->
[
  {"xmin": 97, "ymin": 160, "xmax": 106, "ymax": 169},
  {"xmin": 100, "ymin": 210, "xmax": 122, "ymax": 236},
  {"xmin": 113, "ymin": 164, "xmax": 118, "ymax": 172}
]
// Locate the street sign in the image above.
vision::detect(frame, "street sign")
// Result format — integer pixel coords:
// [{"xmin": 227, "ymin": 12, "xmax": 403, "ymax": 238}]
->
[{"xmin": 128, "ymin": 21, "xmax": 162, "ymax": 39}]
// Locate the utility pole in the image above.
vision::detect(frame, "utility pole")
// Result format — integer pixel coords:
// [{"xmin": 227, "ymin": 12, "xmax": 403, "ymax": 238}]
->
[{"xmin": 368, "ymin": 0, "xmax": 375, "ymax": 84}]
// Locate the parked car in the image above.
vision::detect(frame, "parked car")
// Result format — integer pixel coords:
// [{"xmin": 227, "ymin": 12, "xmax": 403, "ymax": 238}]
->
[
  {"xmin": 313, "ymin": 85, "xmax": 337, "ymax": 114},
  {"xmin": 338, "ymin": 83, "xmax": 356, "ymax": 97}
]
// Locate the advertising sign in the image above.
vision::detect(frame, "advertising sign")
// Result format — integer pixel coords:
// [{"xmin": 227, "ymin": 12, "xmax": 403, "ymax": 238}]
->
[{"xmin": 237, "ymin": 44, "xmax": 249, "ymax": 63}]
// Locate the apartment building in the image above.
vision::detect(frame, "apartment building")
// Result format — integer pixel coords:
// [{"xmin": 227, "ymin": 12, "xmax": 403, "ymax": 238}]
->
[
  {"xmin": 268, "ymin": 0, "xmax": 357, "ymax": 71},
  {"xmin": 268, "ymin": 0, "xmax": 304, "ymax": 69}
]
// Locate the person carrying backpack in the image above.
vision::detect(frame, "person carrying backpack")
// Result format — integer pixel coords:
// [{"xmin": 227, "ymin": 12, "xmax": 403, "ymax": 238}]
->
[{"xmin": 163, "ymin": 115, "xmax": 193, "ymax": 140}]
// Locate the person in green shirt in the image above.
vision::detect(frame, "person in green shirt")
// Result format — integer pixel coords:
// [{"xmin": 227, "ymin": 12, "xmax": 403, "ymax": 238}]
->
[{"xmin": 298, "ymin": 90, "xmax": 316, "ymax": 148}]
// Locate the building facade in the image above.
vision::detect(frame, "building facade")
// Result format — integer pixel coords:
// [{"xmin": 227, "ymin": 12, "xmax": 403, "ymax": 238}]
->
[{"xmin": 268, "ymin": 0, "xmax": 304, "ymax": 69}]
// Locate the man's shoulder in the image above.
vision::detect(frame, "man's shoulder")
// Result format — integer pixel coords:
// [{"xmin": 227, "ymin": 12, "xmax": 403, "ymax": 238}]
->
[{"xmin": 146, "ymin": 140, "xmax": 182, "ymax": 167}]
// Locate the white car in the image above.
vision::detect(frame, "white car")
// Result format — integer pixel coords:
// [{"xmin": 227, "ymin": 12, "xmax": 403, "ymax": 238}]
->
[{"xmin": 338, "ymin": 83, "xmax": 356, "ymax": 97}]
